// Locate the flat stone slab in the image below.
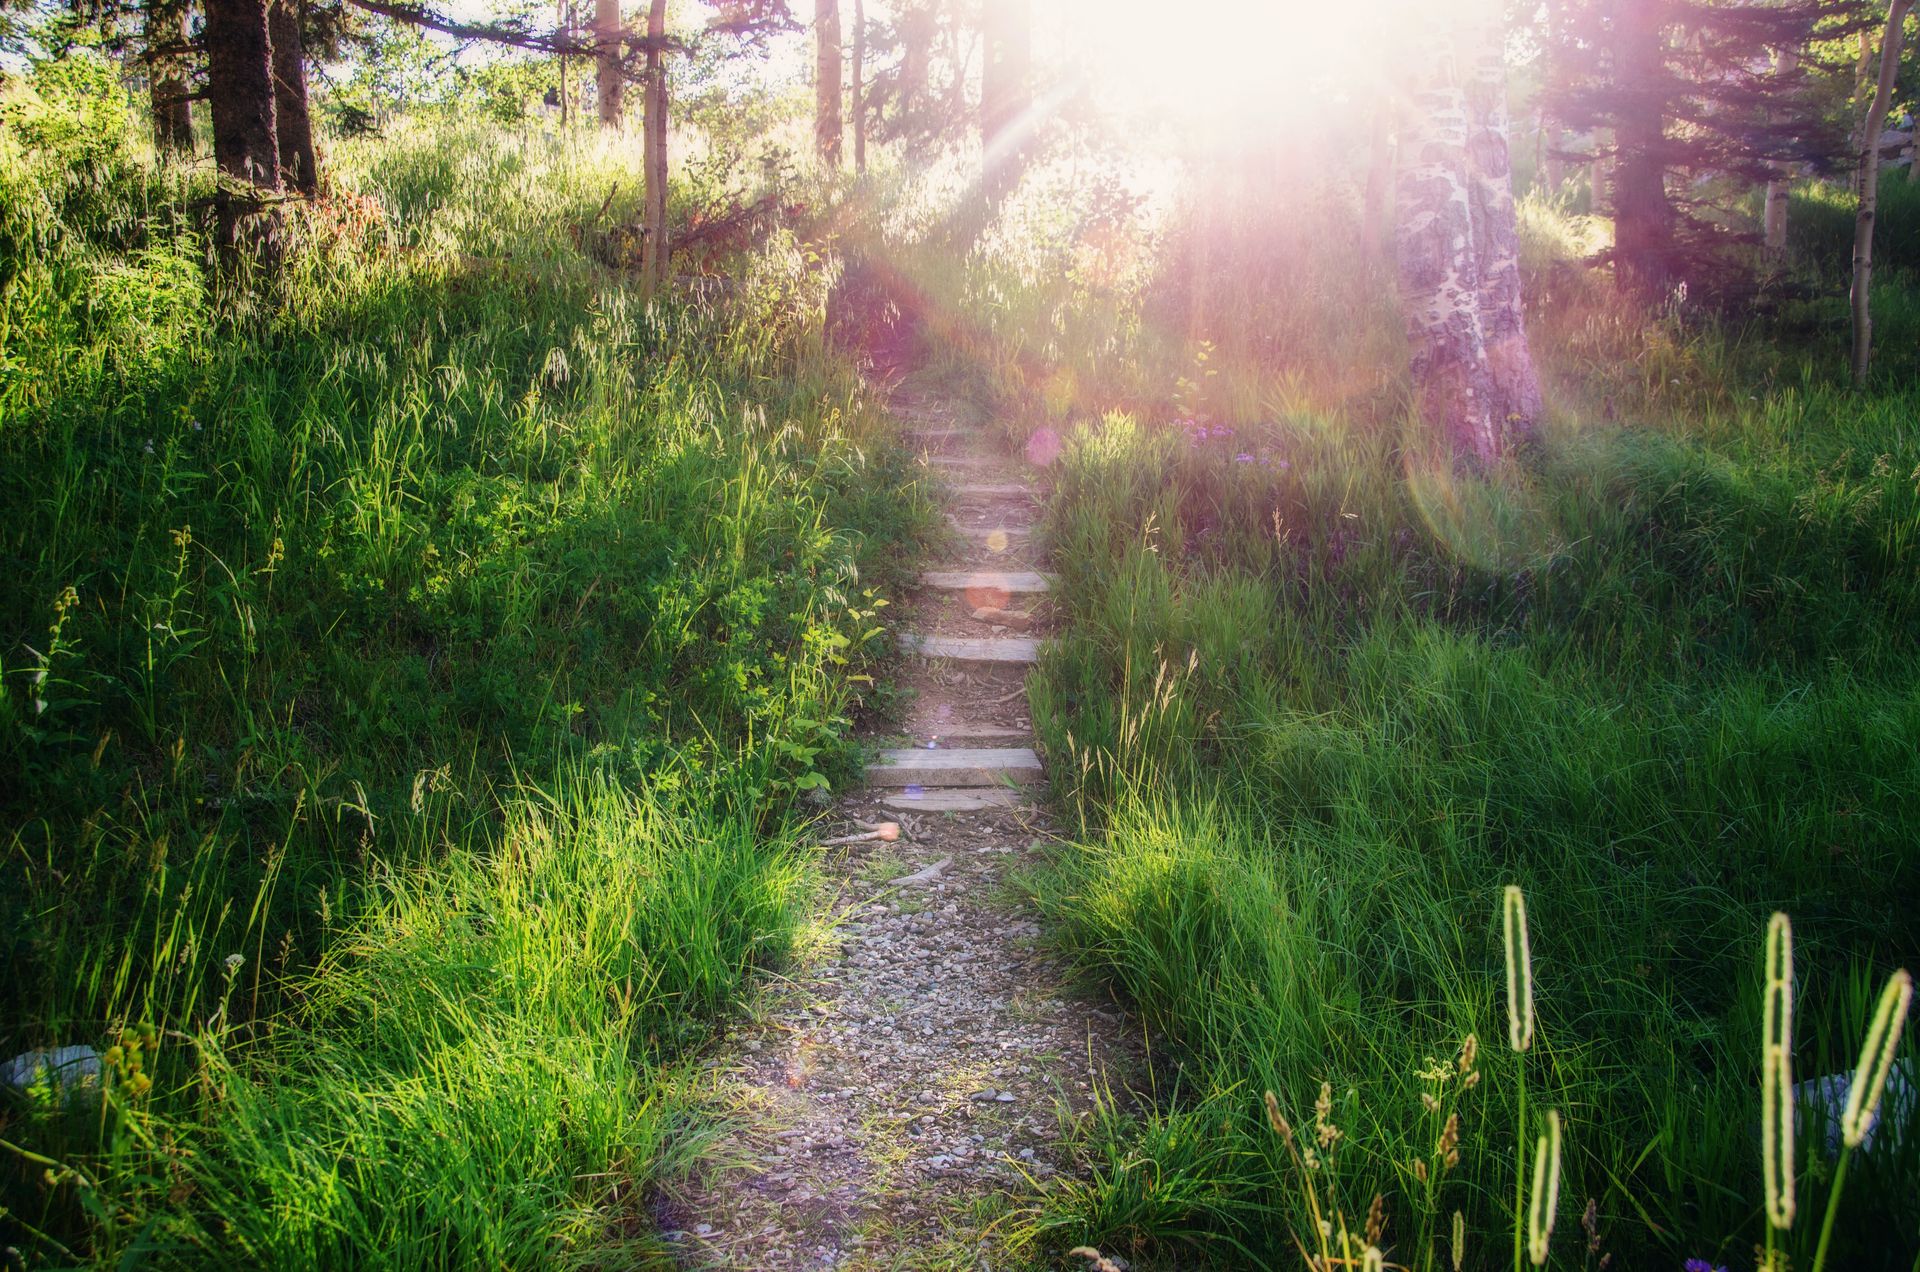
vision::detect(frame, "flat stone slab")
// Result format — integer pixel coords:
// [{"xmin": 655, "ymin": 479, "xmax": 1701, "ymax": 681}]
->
[
  {"xmin": 901, "ymin": 634, "xmax": 1040, "ymax": 664},
  {"xmin": 867, "ymin": 747, "xmax": 1043, "ymax": 786},
  {"xmin": 922, "ymin": 570, "xmax": 1051, "ymax": 594},
  {"xmin": 903, "ymin": 428, "xmax": 969, "ymax": 449},
  {"xmin": 922, "ymin": 454, "xmax": 1000, "ymax": 469},
  {"xmin": 879, "ymin": 787, "xmax": 1035, "ymax": 812}
]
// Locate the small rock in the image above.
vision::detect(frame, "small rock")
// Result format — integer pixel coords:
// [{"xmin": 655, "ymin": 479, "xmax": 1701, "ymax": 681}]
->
[
  {"xmin": 969, "ymin": 1089, "xmax": 1000, "ymax": 1102},
  {"xmin": 2, "ymin": 1046, "xmax": 100, "ymax": 1095}
]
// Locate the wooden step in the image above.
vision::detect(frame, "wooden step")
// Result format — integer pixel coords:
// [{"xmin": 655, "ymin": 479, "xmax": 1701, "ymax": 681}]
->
[
  {"xmin": 922, "ymin": 569, "xmax": 1051, "ymax": 594},
  {"xmin": 901, "ymin": 634, "xmax": 1040, "ymax": 664},
  {"xmin": 867, "ymin": 747, "xmax": 1043, "ymax": 787},
  {"xmin": 899, "ymin": 721, "xmax": 1032, "ymax": 744},
  {"xmin": 880, "ymin": 787, "xmax": 1035, "ymax": 812},
  {"xmin": 922, "ymin": 454, "xmax": 1000, "ymax": 470},
  {"xmin": 903, "ymin": 428, "xmax": 969, "ymax": 450},
  {"xmin": 949, "ymin": 519, "xmax": 1033, "ymax": 541},
  {"xmin": 953, "ymin": 482, "xmax": 1037, "ymax": 499}
]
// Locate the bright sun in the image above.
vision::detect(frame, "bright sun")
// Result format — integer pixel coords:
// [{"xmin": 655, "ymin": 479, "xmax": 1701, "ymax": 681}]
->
[{"xmin": 1051, "ymin": 0, "xmax": 1380, "ymax": 124}]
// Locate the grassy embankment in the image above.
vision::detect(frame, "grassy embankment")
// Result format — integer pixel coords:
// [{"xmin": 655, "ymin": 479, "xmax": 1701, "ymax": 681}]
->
[
  {"xmin": 0, "ymin": 63, "xmax": 937, "ymax": 1265},
  {"xmin": 903, "ymin": 166, "xmax": 1920, "ymax": 1267}
]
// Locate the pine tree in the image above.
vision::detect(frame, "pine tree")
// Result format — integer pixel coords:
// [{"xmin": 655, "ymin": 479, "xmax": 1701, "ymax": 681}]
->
[{"xmin": 1545, "ymin": 0, "xmax": 1852, "ymax": 297}]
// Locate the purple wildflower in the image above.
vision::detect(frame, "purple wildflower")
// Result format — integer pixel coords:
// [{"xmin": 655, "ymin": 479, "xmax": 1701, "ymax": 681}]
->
[
  {"xmin": 1234, "ymin": 453, "xmax": 1254, "ymax": 464},
  {"xmin": 1683, "ymin": 1261, "xmax": 1728, "ymax": 1272}
]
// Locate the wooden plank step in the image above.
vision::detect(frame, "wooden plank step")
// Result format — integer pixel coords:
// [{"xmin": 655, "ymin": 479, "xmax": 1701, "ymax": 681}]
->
[
  {"xmin": 866, "ymin": 747, "xmax": 1043, "ymax": 786},
  {"xmin": 879, "ymin": 787, "xmax": 1035, "ymax": 812},
  {"xmin": 953, "ymin": 482, "xmax": 1038, "ymax": 499},
  {"xmin": 949, "ymin": 519, "xmax": 1033, "ymax": 541},
  {"xmin": 901, "ymin": 634, "xmax": 1040, "ymax": 664},
  {"xmin": 922, "ymin": 569, "xmax": 1051, "ymax": 594},
  {"xmin": 901, "ymin": 721, "xmax": 1032, "ymax": 743}
]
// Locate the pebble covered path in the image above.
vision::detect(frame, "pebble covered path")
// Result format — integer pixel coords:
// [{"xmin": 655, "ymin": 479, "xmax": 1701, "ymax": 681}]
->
[{"xmin": 658, "ymin": 391, "xmax": 1134, "ymax": 1269}]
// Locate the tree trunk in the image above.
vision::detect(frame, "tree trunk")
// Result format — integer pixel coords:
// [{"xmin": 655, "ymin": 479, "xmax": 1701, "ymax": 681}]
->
[
  {"xmin": 851, "ymin": 0, "xmax": 866, "ymax": 173},
  {"xmin": 557, "ymin": 0, "xmax": 571, "ymax": 126},
  {"xmin": 900, "ymin": 3, "xmax": 929, "ymax": 125},
  {"xmin": 981, "ymin": 0, "xmax": 1030, "ymax": 197},
  {"xmin": 147, "ymin": 0, "xmax": 196, "ymax": 153},
  {"xmin": 595, "ymin": 0, "xmax": 623, "ymax": 127},
  {"xmin": 815, "ymin": 0, "xmax": 842, "ymax": 165},
  {"xmin": 1609, "ymin": 0, "xmax": 1674, "ymax": 298},
  {"xmin": 1762, "ymin": 44, "xmax": 1798, "ymax": 255},
  {"xmin": 1851, "ymin": 0, "xmax": 1911, "ymax": 384},
  {"xmin": 1588, "ymin": 128, "xmax": 1609, "ymax": 215},
  {"xmin": 269, "ymin": 0, "xmax": 317, "ymax": 195},
  {"xmin": 641, "ymin": 0, "xmax": 669, "ymax": 298},
  {"xmin": 1851, "ymin": 29, "xmax": 1873, "ymax": 195},
  {"xmin": 204, "ymin": 0, "xmax": 280, "ymax": 249},
  {"xmin": 1361, "ymin": 103, "xmax": 1392, "ymax": 254},
  {"xmin": 1397, "ymin": 15, "xmax": 1501, "ymax": 464},
  {"xmin": 1464, "ymin": 3, "xmax": 1542, "ymax": 442}
]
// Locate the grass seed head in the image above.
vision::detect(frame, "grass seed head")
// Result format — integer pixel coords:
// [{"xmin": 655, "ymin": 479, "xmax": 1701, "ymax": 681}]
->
[
  {"xmin": 1760, "ymin": 911, "xmax": 1795, "ymax": 1230},
  {"xmin": 1527, "ymin": 1109, "xmax": 1564, "ymax": 1265},
  {"xmin": 1451, "ymin": 1210, "xmax": 1466, "ymax": 1271},
  {"xmin": 1841, "ymin": 967, "xmax": 1912, "ymax": 1149},
  {"xmin": 1503, "ymin": 885, "xmax": 1535, "ymax": 1053}
]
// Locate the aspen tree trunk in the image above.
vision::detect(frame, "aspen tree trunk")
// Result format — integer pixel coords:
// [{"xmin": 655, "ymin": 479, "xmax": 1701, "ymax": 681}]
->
[
  {"xmin": 1396, "ymin": 14, "xmax": 1501, "ymax": 464},
  {"xmin": 1851, "ymin": 30, "xmax": 1873, "ymax": 195},
  {"xmin": 1852, "ymin": 0, "xmax": 1911, "ymax": 384},
  {"xmin": 147, "ymin": 0, "xmax": 195, "ymax": 152},
  {"xmin": 1361, "ymin": 104, "xmax": 1392, "ymax": 254},
  {"xmin": 815, "ymin": 0, "xmax": 842, "ymax": 165},
  {"xmin": 595, "ymin": 0, "xmax": 623, "ymax": 126},
  {"xmin": 640, "ymin": 0, "xmax": 668, "ymax": 298},
  {"xmin": 852, "ymin": 0, "xmax": 866, "ymax": 173},
  {"xmin": 269, "ymin": 0, "xmax": 317, "ymax": 195},
  {"xmin": 1464, "ymin": 1, "xmax": 1542, "ymax": 442},
  {"xmin": 1761, "ymin": 45, "xmax": 1799, "ymax": 254},
  {"xmin": 557, "ymin": 0, "xmax": 570, "ymax": 126}
]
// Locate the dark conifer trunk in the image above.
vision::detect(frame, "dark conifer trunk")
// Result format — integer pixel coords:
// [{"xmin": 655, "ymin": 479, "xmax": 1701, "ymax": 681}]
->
[
  {"xmin": 204, "ymin": 0, "xmax": 280, "ymax": 246},
  {"xmin": 1607, "ymin": 0, "xmax": 1674, "ymax": 297},
  {"xmin": 147, "ymin": 0, "xmax": 196, "ymax": 153},
  {"xmin": 269, "ymin": 0, "xmax": 317, "ymax": 195}
]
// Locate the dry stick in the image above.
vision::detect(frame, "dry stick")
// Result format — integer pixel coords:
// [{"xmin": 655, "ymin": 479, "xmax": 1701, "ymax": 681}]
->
[{"xmin": 1851, "ymin": 0, "xmax": 1912, "ymax": 386}]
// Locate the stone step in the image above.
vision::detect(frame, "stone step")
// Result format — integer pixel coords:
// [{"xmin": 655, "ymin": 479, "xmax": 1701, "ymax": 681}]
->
[
  {"xmin": 879, "ymin": 787, "xmax": 1036, "ymax": 812},
  {"xmin": 867, "ymin": 747, "xmax": 1043, "ymax": 787},
  {"xmin": 901, "ymin": 634, "xmax": 1040, "ymax": 664},
  {"xmin": 953, "ymin": 482, "xmax": 1037, "ymax": 499},
  {"xmin": 921, "ymin": 569, "xmax": 1051, "ymax": 594}
]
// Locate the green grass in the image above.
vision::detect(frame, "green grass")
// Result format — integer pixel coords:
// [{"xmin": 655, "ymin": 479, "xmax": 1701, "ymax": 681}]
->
[
  {"xmin": 0, "ymin": 60, "xmax": 938, "ymax": 1265},
  {"xmin": 913, "ymin": 164, "xmax": 1920, "ymax": 1268}
]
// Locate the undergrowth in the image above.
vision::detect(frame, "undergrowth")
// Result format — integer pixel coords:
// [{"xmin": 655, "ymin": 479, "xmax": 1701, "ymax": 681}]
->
[
  {"xmin": 928, "ymin": 159, "xmax": 1920, "ymax": 1268},
  {"xmin": 0, "ymin": 61, "xmax": 937, "ymax": 1266}
]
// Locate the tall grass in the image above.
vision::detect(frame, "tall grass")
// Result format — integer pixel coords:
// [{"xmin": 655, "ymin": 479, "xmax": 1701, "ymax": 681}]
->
[
  {"xmin": 1, "ymin": 59, "xmax": 936, "ymax": 1264},
  {"xmin": 920, "ymin": 153, "xmax": 1920, "ymax": 1266}
]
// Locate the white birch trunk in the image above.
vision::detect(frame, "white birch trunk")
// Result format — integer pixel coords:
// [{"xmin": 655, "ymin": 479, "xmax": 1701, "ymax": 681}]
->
[{"xmin": 1852, "ymin": 0, "xmax": 1912, "ymax": 384}]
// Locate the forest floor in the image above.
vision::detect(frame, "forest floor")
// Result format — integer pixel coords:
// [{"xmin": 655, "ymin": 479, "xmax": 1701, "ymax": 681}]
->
[{"xmin": 657, "ymin": 382, "xmax": 1137, "ymax": 1270}]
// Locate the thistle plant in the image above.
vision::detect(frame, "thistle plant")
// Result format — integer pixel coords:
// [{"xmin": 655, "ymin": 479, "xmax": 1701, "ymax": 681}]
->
[{"xmin": 1809, "ymin": 966, "xmax": 1912, "ymax": 1272}]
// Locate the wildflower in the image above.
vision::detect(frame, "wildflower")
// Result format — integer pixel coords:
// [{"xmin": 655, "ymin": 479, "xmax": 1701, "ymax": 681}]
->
[
  {"xmin": 1684, "ymin": 1261, "xmax": 1729, "ymax": 1272},
  {"xmin": 1235, "ymin": 452, "xmax": 1254, "ymax": 463},
  {"xmin": 143, "ymin": 439, "xmax": 155, "ymax": 455},
  {"xmin": 1840, "ymin": 967, "xmax": 1912, "ymax": 1149},
  {"xmin": 224, "ymin": 952, "xmax": 246, "ymax": 974}
]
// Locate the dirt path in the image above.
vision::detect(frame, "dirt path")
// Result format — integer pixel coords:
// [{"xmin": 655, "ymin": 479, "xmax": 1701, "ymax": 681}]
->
[{"xmin": 658, "ymin": 389, "xmax": 1132, "ymax": 1269}]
